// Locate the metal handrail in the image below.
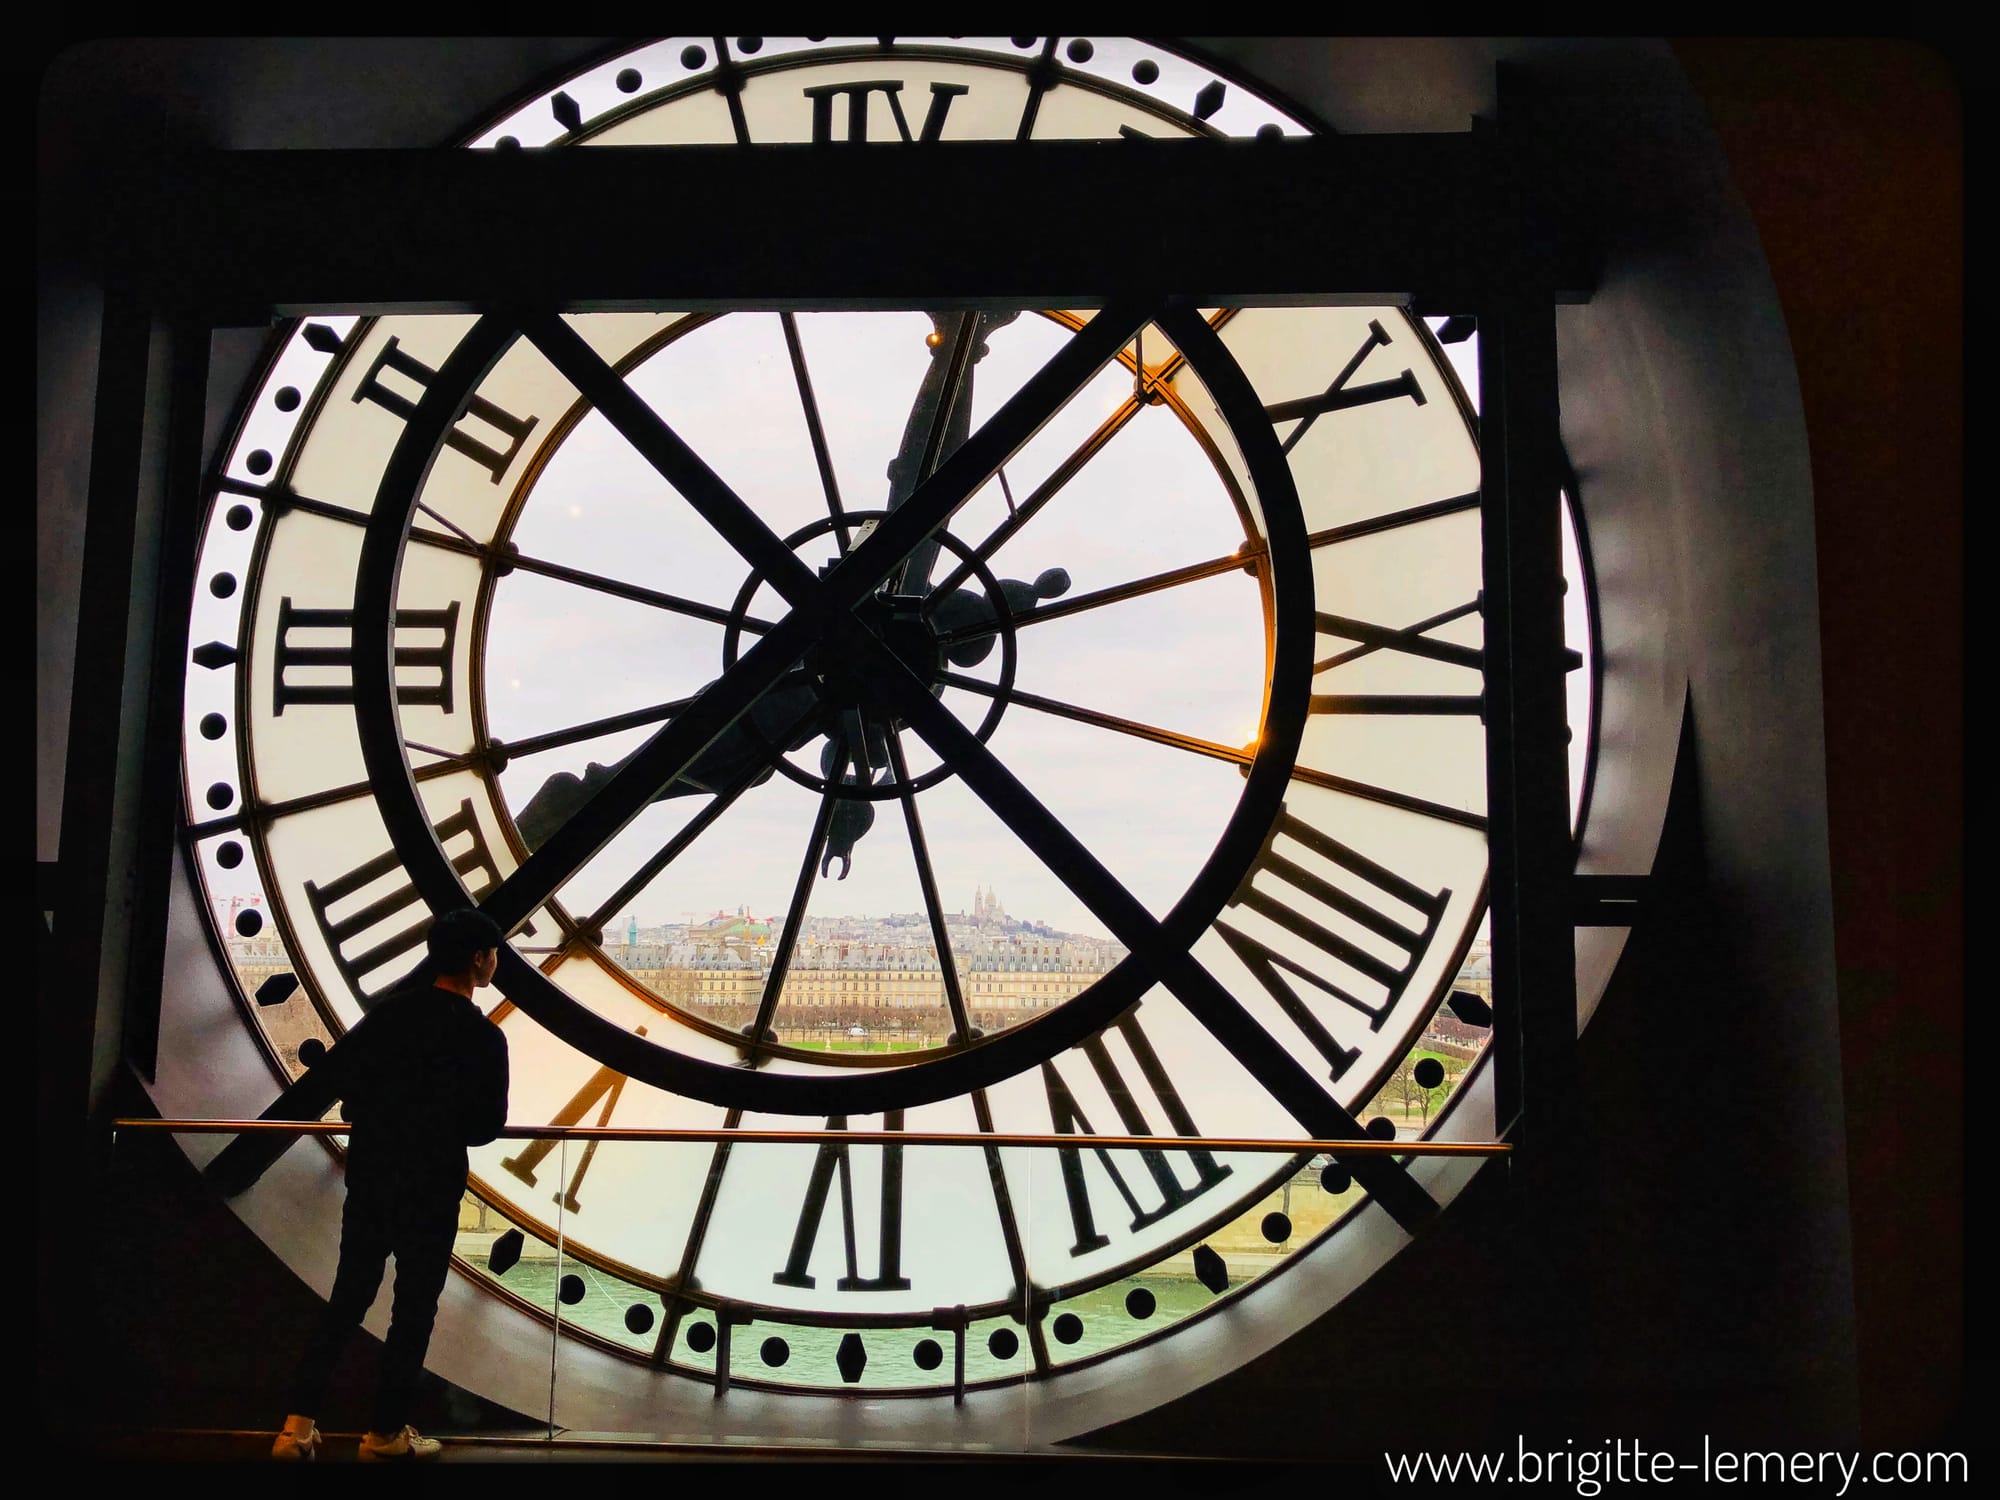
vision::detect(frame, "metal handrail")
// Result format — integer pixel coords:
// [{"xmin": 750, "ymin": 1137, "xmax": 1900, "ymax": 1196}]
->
[{"xmin": 115, "ymin": 1118, "xmax": 1508, "ymax": 1155}]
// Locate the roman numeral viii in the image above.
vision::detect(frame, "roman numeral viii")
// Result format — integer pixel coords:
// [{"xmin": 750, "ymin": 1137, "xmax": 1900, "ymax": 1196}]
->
[
  {"xmin": 353, "ymin": 336, "xmax": 540, "ymax": 484},
  {"xmin": 1041, "ymin": 1009, "xmax": 1233, "ymax": 1256},
  {"xmin": 499, "ymin": 1028, "xmax": 647, "ymax": 1215},
  {"xmin": 1216, "ymin": 808, "xmax": 1450, "ymax": 1081},
  {"xmin": 771, "ymin": 1112, "xmax": 911, "ymax": 1292},
  {"xmin": 272, "ymin": 597, "xmax": 460, "ymax": 715},
  {"xmin": 802, "ymin": 80, "xmax": 969, "ymax": 143},
  {"xmin": 304, "ymin": 799, "xmax": 506, "ymax": 1007}
]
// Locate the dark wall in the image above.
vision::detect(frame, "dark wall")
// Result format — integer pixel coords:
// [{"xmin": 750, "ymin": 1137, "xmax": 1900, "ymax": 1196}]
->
[{"xmin": 1671, "ymin": 38, "xmax": 1962, "ymax": 1452}]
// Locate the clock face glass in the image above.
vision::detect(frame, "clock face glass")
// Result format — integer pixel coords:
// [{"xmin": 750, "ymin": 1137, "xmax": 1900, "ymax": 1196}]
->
[{"xmin": 179, "ymin": 37, "xmax": 1595, "ymax": 1398}]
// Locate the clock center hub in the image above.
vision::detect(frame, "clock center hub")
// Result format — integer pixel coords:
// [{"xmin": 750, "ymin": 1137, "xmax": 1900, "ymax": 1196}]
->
[{"xmin": 808, "ymin": 592, "xmax": 944, "ymax": 713}]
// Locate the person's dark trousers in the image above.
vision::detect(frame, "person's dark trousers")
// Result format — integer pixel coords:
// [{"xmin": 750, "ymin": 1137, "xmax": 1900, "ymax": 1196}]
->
[{"xmin": 288, "ymin": 1189, "xmax": 459, "ymax": 1433}]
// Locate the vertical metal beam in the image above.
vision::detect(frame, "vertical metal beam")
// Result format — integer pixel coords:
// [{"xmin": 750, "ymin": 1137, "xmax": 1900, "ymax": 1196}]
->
[
  {"xmin": 124, "ymin": 321, "xmax": 210, "ymax": 1080},
  {"xmin": 41, "ymin": 289, "xmax": 181, "ymax": 1427},
  {"xmin": 1480, "ymin": 79, "xmax": 1578, "ymax": 1169},
  {"xmin": 46, "ymin": 290, "xmax": 170, "ymax": 1150}
]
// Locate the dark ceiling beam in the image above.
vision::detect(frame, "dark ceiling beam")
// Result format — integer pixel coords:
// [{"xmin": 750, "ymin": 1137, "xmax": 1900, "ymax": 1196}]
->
[{"xmin": 101, "ymin": 136, "xmax": 1593, "ymax": 317}]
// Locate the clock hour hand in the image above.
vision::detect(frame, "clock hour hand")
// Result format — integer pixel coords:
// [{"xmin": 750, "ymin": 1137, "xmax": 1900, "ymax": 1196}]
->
[
  {"xmin": 797, "ymin": 311, "xmax": 1024, "ymax": 880},
  {"xmin": 880, "ymin": 310, "xmax": 1021, "ymax": 593},
  {"xmin": 514, "ymin": 670, "xmax": 824, "ymax": 852},
  {"xmin": 930, "ymin": 567, "xmax": 1072, "ymax": 667}
]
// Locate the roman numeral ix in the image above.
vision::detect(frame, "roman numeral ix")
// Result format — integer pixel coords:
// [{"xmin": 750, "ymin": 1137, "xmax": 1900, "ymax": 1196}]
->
[{"xmin": 272, "ymin": 597, "xmax": 460, "ymax": 715}]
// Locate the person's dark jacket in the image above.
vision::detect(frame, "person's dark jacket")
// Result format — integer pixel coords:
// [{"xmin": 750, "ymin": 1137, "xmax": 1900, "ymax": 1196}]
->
[{"xmin": 320, "ymin": 979, "xmax": 510, "ymax": 1223}]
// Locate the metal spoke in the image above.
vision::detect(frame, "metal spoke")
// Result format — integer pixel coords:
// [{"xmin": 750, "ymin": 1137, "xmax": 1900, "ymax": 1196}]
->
[
  {"xmin": 224, "ymin": 474, "xmax": 772, "ymax": 634},
  {"xmin": 779, "ymin": 311, "xmax": 852, "ymax": 553},
  {"xmin": 935, "ymin": 669, "xmax": 1244, "ymax": 763},
  {"xmin": 519, "ymin": 311, "xmax": 823, "ymax": 609},
  {"xmin": 478, "ymin": 613, "xmax": 821, "ymax": 933},
  {"xmin": 498, "ymin": 548, "xmax": 777, "ymax": 634},
  {"xmin": 746, "ymin": 734, "xmax": 849, "ymax": 1048},
  {"xmin": 883, "ymin": 731, "xmax": 973, "ymax": 1042},
  {"xmin": 933, "ymin": 548, "xmax": 1260, "ymax": 647},
  {"xmin": 183, "ymin": 753, "xmax": 471, "ymax": 837},
  {"xmin": 580, "ymin": 745, "xmax": 790, "ymax": 935},
  {"xmin": 498, "ymin": 694, "xmax": 702, "ymax": 762},
  {"xmin": 934, "ymin": 665, "xmax": 1485, "ymax": 831},
  {"xmin": 1014, "ymin": 36, "xmax": 1060, "ymax": 140},
  {"xmin": 1305, "ymin": 489, "xmax": 1481, "ymax": 550},
  {"xmin": 651, "ymin": 1105, "xmax": 743, "ymax": 1368},
  {"xmin": 921, "ymin": 385, "xmax": 1147, "ymax": 611}
]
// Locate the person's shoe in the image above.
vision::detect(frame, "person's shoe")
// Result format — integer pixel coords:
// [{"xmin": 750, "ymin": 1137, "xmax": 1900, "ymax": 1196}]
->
[
  {"xmin": 358, "ymin": 1425, "xmax": 444, "ymax": 1462},
  {"xmin": 271, "ymin": 1414, "xmax": 321, "ymax": 1462}
]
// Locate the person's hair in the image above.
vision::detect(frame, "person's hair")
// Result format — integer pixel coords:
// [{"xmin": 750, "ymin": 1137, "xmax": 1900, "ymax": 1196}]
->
[{"xmin": 425, "ymin": 907, "xmax": 504, "ymax": 977}]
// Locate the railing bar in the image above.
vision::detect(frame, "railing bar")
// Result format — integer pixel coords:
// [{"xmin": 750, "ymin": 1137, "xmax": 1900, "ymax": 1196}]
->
[{"xmin": 116, "ymin": 1119, "xmax": 1506, "ymax": 1154}]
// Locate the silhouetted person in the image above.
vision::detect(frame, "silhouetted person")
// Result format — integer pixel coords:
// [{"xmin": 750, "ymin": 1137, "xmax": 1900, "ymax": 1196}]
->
[{"xmin": 272, "ymin": 908, "xmax": 511, "ymax": 1463}]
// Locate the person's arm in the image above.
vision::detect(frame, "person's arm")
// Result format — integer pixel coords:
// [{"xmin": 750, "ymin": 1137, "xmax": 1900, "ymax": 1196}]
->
[
  {"xmin": 321, "ymin": 1013, "xmax": 376, "ymax": 1122},
  {"xmin": 463, "ymin": 1021, "xmax": 510, "ymax": 1147}
]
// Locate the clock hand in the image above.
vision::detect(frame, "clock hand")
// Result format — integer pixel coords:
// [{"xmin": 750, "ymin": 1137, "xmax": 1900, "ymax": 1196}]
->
[
  {"xmin": 813, "ymin": 561, "xmax": 1071, "ymax": 876},
  {"xmin": 789, "ymin": 310, "xmax": 1021, "ymax": 878},
  {"xmin": 930, "ymin": 566, "xmax": 1073, "ymax": 668},
  {"xmin": 514, "ymin": 668, "xmax": 825, "ymax": 852},
  {"xmin": 883, "ymin": 310, "xmax": 1021, "ymax": 594},
  {"xmin": 818, "ymin": 728, "xmax": 879, "ymax": 880},
  {"xmin": 516, "ymin": 322, "xmax": 1076, "ymax": 869}
]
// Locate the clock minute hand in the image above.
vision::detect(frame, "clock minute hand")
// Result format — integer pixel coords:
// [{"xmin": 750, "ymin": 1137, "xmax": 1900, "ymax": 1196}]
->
[
  {"xmin": 883, "ymin": 310, "xmax": 1021, "ymax": 594},
  {"xmin": 482, "ymin": 612, "xmax": 821, "ymax": 935},
  {"xmin": 513, "ymin": 668, "xmax": 823, "ymax": 852}
]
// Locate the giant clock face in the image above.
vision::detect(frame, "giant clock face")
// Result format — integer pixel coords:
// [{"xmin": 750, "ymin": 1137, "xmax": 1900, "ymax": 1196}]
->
[{"xmin": 178, "ymin": 37, "xmax": 1589, "ymax": 1423}]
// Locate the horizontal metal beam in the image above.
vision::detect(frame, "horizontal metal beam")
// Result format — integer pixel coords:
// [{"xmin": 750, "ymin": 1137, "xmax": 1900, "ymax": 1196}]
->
[{"xmin": 102, "ymin": 136, "xmax": 1594, "ymax": 316}]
